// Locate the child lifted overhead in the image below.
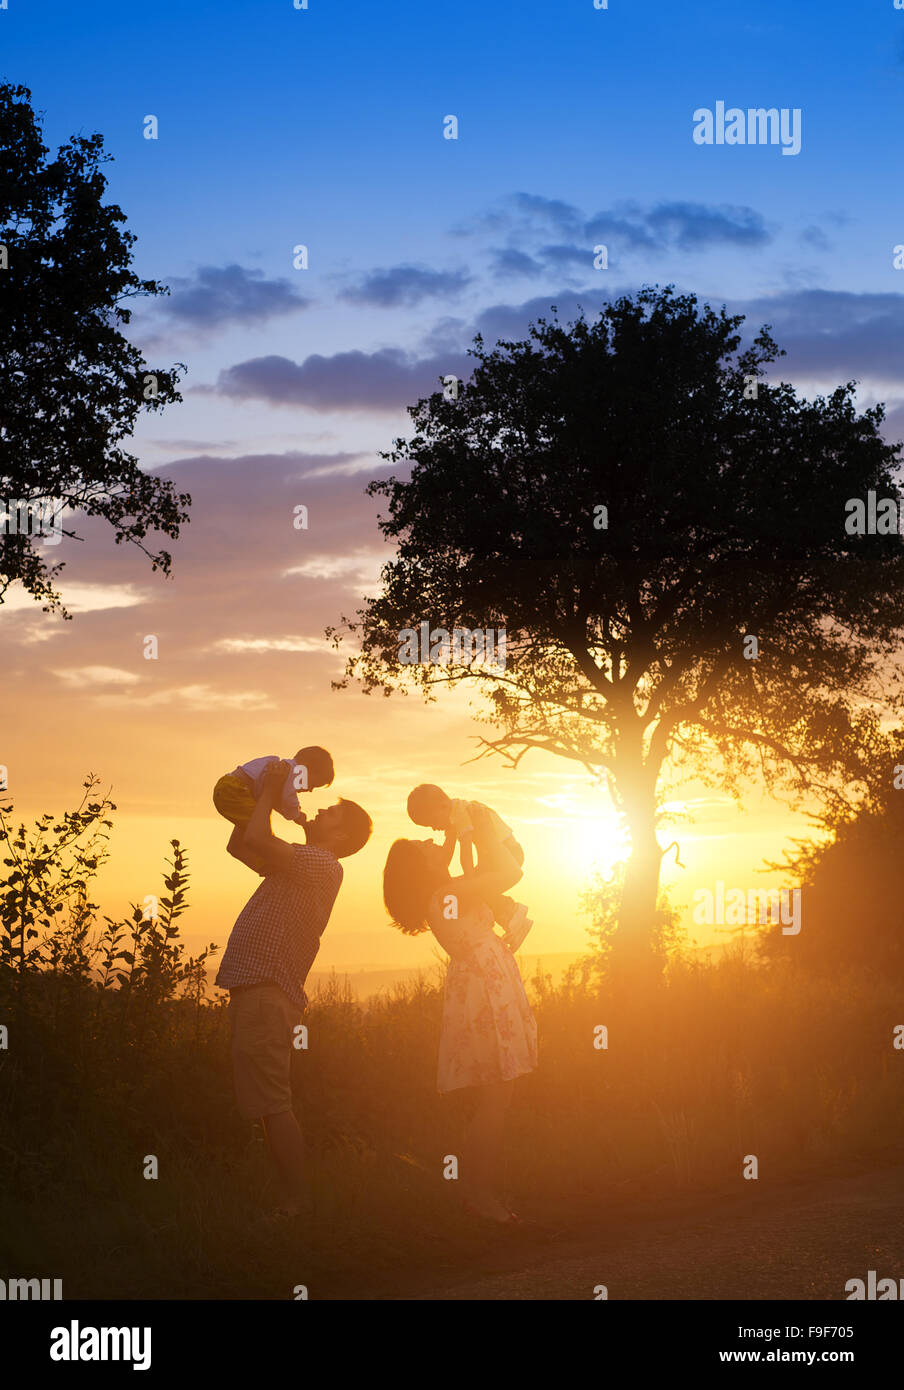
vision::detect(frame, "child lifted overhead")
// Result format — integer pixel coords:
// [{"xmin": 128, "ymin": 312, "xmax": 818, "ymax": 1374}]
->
[
  {"xmin": 406, "ymin": 783, "xmax": 533, "ymax": 952},
  {"xmin": 214, "ymin": 746, "xmax": 334, "ymax": 875}
]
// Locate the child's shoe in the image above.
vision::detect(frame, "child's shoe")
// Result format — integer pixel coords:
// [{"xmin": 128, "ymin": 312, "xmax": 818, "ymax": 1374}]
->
[{"xmin": 503, "ymin": 903, "xmax": 533, "ymax": 953}]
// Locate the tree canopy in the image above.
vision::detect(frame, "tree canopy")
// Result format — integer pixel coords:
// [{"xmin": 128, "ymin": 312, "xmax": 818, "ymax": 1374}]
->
[
  {"xmin": 334, "ymin": 285, "xmax": 904, "ymax": 968},
  {"xmin": 0, "ymin": 82, "xmax": 189, "ymax": 613}
]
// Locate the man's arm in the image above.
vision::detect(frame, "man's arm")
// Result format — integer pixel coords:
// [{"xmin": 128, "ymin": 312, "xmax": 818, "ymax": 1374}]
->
[
  {"xmin": 227, "ymin": 823, "xmax": 269, "ymax": 876},
  {"xmin": 244, "ymin": 761, "xmax": 297, "ymax": 875},
  {"xmin": 279, "ymin": 761, "xmax": 303, "ymax": 822}
]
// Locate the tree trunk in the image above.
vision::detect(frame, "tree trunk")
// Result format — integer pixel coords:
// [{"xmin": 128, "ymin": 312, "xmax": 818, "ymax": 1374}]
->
[{"xmin": 612, "ymin": 766, "xmax": 662, "ymax": 981}]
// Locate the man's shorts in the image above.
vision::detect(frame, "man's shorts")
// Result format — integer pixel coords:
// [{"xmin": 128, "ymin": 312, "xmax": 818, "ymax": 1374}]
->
[
  {"xmin": 213, "ymin": 772, "xmax": 256, "ymax": 827},
  {"xmin": 228, "ymin": 982, "xmax": 302, "ymax": 1120}
]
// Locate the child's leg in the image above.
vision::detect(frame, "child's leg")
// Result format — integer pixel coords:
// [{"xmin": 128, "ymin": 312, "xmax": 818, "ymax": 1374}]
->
[
  {"xmin": 472, "ymin": 827, "xmax": 524, "ymax": 911},
  {"xmin": 482, "ymin": 837, "xmax": 526, "ymax": 925},
  {"xmin": 475, "ymin": 832, "xmax": 527, "ymax": 931},
  {"xmin": 470, "ymin": 813, "xmax": 520, "ymax": 877},
  {"xmin": 217, "ymin": 774, "xmax": 267, "ymax": 874},
  {"xmin": 503, "ymin": 836, "xmax": 525, "ymax": 868},
  {"xmin": 487, "ymin": 894, "xmax": 517, "ymax": 929}
]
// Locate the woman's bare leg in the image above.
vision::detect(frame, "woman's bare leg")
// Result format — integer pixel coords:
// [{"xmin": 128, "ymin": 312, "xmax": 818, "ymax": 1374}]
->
[{"xmin": 461, "ymin": 1079, "xmax": 514, "ymax": 1220}]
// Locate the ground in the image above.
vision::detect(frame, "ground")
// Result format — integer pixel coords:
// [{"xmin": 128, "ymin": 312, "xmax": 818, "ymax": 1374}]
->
[{"xmin": 388, "ymin": 1162, "xmax": 904, "ymax": 1301}]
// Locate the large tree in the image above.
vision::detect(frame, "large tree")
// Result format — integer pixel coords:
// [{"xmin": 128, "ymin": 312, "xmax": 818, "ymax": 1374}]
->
[
  {"xmin": 0, "ymin": 83, "xmax": 189, "ymax": 613},
  {"xmin": 333, "ymin": 286, "xmax": 904, "ymax": 970}
]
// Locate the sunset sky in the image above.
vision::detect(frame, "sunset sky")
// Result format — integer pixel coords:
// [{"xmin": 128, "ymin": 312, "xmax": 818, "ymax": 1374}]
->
[{"xmin": 3, "ymin": 0, "xmax": 904, "ymax": 977}]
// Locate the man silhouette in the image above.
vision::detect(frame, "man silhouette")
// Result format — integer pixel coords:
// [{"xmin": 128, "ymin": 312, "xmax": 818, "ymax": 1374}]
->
[{"xmin": 216, "ymin": 759, "xmax": 372, "ymax": 1212}]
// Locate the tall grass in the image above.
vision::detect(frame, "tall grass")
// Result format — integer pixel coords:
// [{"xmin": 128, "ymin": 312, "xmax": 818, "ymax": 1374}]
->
[
  {"xmin": 1, "ymin": 783, "xmax": 900, "ymax": 1298},
  {"xmin": 1, "ymin": 947, "xmax": 900, "ymax": 1299}
]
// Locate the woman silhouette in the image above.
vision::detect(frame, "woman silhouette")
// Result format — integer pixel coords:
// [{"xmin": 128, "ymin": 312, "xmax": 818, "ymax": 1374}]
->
[{"xmin": 383, "ymin": 804, "xmax": 537, "ymax": 1223}]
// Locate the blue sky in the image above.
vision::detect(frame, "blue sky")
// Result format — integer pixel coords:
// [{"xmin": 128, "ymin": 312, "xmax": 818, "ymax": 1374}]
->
[
  {"xmin": 4, "ymin": 0, "xmax": 904, "ymax": 967},
  {"xmin": 6, "ymin": 0, "xmax": 904, "ymax": 450},
  {"xmin": 9, "ymin": 3, "xmax": 904, "ymax": 285}
]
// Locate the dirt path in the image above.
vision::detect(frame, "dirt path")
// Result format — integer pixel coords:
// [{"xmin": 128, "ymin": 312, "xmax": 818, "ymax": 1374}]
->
[{"xmin": 400, "ymin": 1162, "xmax": 904, "ymax": 1301}]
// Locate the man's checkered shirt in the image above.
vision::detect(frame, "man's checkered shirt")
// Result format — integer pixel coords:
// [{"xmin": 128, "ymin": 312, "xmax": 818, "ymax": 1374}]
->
[{"xmin": 215, "ymin": 845, "xmax": 343, "ymax": 1011}]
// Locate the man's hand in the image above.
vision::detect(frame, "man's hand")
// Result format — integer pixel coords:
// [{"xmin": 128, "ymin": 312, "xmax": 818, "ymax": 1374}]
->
[
  {"xmin": 261, "ymin": 758, "xmax": 291, "ymax": 800},
  {"xmin": 245, "ymin": 761, "xmax": 296, "ymax": 875}
]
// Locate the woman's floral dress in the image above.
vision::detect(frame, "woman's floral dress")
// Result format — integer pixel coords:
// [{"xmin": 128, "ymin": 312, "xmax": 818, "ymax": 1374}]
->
[{"xmin": 428, "ymin": 899, "xmax": 538, "ymax": 1093}]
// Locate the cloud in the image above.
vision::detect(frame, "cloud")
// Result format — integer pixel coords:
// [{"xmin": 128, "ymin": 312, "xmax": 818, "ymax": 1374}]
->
[
  {"xmin": 206, "ymin": 282, "xmax": 904, "ymax": 415},
  {"xmin": 209, "ymin": 636, "xmax": 337, "ymax": 654},
  {"xmin": 0, "ymin": 582, "xmax": 148, "ymax": 615},
  {"xmin": 160, "ymin": 264, "xmax": 309, "ymax": 328},
  {"xmin": 461, "ymin": 193, "xmax": 771, "ymax": 278},
  {"xmin": 800, "ymin": 225, "xmax": 832, "ymax": 252},
  {"xmin": 54, "ymin": 666, "xmax": 141, "ymax": 687},
  {"xmin": 212, "ymin": 347, "xmax": 473, "ymax": 412},
  {"xmin": 94, "ymin": 683, "xmax": 277, "ymax": 712},
  {"xmin": 643, "ymin": 201, "xmax": 769, "ymax": 250},
  {"xmin": 456, "ymin": 193, "xmax": 584, "ymax": 240},
  {"xmin": 489, "ymin": 247, "xmax": 546, "ymax": 278},
  {"xmin": 143, "ymin": 437, "xmax": 241, "ymax": 456},
  {"xmin": 509, "ymin": 193, "xmax": 585, "ymax": 236},
  {"xmin": 46, "ymin": 663, "xmax": 277, "ymax": 710},
  {"xmin": 457, "ymin": 284, "xmax": 904, "ymax": 390},
  {"xmin": 537, "ymin": 243, "xmax": 607, "ymax": 271},
  {"xmin": 738, "ymin": 289, "xmax": 904, "ymax": 379},
  {"xmin": 2, "ymin": 450, "xmax": 401, "ymax": 731},
  {"xmin": 880, "ymin": 401, "xmax": 904, "ymax": 443},
  {"xmin": 283, "ymin": 550, "xmax": 384, "ymax": 583},
  {"xmin": 470, "ymin": 290, "xmax": 610, "ymax": 345},
  {"xmin": 581, "ymin": 212, "xmax": 659, "ymax": 252},
  {"xmin": 340, "ymin": 265, "xmax": 472, "ymax": 307}
]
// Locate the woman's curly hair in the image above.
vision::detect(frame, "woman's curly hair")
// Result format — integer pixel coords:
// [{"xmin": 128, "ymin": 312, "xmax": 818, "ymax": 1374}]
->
[{"xmin": 383, "ymin": 838, "xmax": 446, "ymax": 935}]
